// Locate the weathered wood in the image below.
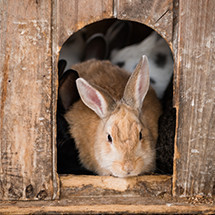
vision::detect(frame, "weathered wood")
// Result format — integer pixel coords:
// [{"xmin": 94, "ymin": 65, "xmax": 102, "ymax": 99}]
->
[
  {"xmin": 54, "ymin": 0, "xmax": 114, "ymax": 47},
  {"xmin": 116, "ymin": 0, "xmax": 173, "ymax": 46},
  {"xmin": 0, "ymin": 191, "xmax": 214, "ymax": 214},
  {"xmin": 0, "ymin": 203, "xmax": 215, "ymax": 215},
  {"xmin": 173, "ymin": 0, "xmax": 215, "ymax": 197},
  {"xmin": 172, "ymin": 0, "xmax": 179, "ymax": 106},
  {"xmin": 1, "ymin": 0, "xmax": 214, "ymax": 208},
  {"xmin": 60, "ymin": 175, "xmax": 172, "ymax": 198},
  {"xmin": 0, "ymin": 176, "xmax": 214, "ymax": 214},
  {"xmin": 0, "ymin": 0, "xmax": 58, "ymax": 200}
]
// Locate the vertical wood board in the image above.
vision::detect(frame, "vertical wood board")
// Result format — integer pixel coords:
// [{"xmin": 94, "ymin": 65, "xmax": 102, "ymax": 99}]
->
[
  {"xmin": 0, "ymin": 0, "xmax": 56, "ymax": 200},
  {"xmin": 115, "ymin": 0, "xmax": 174, "ymax": 46},
  {"xmin": 173, "ymin": 0, "xmax": 215, "ymax": 197}
]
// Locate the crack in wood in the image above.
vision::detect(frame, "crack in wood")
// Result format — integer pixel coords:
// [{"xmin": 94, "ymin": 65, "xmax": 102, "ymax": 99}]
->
[{"xmin": 155, "ymin": 9, "xmax": 170, "ymax": 23}]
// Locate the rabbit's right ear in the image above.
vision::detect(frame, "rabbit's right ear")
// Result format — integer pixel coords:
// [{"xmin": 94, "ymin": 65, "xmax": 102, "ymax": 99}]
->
[
  {"xmin": 122, "ymin": 55, "xmax": 150, "ymax": 112},
  {"xmin": 82, "ymin": 33, "xmax": 108, "ymax": 61},
  {"xmin": 105, "ymin": 20, "xmax": 132, "ymax": 53},
  {"xmin": 76, "ymin": 78, "xmax": 115, "ymax": 118}
]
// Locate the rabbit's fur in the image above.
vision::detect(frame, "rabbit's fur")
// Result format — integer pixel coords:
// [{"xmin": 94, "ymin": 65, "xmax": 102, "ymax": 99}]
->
[
  {"xmin": 110, "ymin": 32, "xmax": 173, "ymax": 99},
  {"xmin": 61, "ymin": 56, "xmax": 162, "ymax": 177}
]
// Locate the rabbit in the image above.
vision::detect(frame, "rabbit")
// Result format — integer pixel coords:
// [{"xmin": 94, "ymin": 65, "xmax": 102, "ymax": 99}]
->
[
  {"xmin": 105, "ymin": 19, "xmax": 154, "ymax": 57},
  {"xmin": 59, "ymin": 56, "xmax": 162, "ymax": 177},
  {"xmin": 57, "ymin": 32, "xmax": 109, "ymax": 174},
  {"xmin": 57, "ymin": 60, "xmax": 96, "ymax": 174},
  {"xmin": 110, "ymin": 31, "xmax": 174, "ymax": 99},
  {"xmin": 57, "ymin": 31, "xmax": 109, "ymax": 147}
]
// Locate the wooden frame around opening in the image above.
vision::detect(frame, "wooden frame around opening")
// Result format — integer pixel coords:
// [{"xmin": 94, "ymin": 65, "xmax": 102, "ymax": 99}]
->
[{"xmin": 0, "ymin": 0, "xmax": 214, "ymax": 213}]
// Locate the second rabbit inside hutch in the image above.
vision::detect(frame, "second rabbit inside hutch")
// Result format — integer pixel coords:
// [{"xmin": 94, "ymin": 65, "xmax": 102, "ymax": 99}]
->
[{"xmin": 57, "ymin": 19, "xmax": 175, "ymax": 176}]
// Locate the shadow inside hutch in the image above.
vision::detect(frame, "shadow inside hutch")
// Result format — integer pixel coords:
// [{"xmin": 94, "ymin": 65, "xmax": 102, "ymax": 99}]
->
[{"xmin": 57, "ymin": 19, "xmax": 176, "ymax": 175}]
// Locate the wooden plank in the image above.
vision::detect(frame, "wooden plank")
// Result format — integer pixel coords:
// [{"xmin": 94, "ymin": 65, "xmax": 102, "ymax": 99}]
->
[
  {"xmin": 115, "ymin": 0, "xmax": 174, "ymax": 46},
  {"xmin": 0, "ymin": 195, "xmax": 214, "ymax": 214},
  {"xmin": 54, "ymin": 0, "xmax": 114, "ymax": 47},
  {"xmin": 173, "ymin": 0, "xmax": 215, "ymax": 197},
  {"xmin": 0, "ymin": 174, "xmax": 214, "ymax": 214},
  {"xmin": 0, "ymin": 0, "xmax": 57, "ymax": 200},
  {"xmin": 0, "ymin": 204, "xmax": 215, "ymax": 215},
  {"xmin": 172, "ymin": 0, "xmax": 179, "ymax": 106},
  {"xmin": 60, "ymin": 175, "xmax": 172, "ymax": 198}
]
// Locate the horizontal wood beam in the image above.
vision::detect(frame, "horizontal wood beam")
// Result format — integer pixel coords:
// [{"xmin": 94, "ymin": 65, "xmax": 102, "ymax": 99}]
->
[
  {"xmin": 0, "ymin": 175, "xmax": 214, "ymax": 214},
  {"xmin": 60, "ymin": 174, "xmax": 172, "ymax": 198},
  {"xmin": 0, "ymin": 198, "xmax": 214, "ymax": 214}
]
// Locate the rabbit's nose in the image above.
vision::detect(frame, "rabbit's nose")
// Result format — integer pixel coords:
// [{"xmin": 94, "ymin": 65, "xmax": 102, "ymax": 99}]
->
[{"xmin": 123, "ymin": 162, "xmax": 134, "ymax": 175}]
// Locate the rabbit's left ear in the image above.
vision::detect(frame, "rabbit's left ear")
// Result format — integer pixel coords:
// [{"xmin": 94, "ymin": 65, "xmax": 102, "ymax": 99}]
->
[
  {"xmin": 105, "ymin": 20, "xmax": 132, "ymax": 52},
  {"xmin": 76, "ymin": 78, "xmax": 115, "ymax": 118},
  {"xmin": 122, "ymin": 55, "xmax": 150, "ymax": 111}
]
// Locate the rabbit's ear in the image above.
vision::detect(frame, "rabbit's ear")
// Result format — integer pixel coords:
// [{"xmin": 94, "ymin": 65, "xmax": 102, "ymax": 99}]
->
[
  {"xmin": 106, "ymin": 20, "xmax": 132, "ymax": 52},
  {"xmin": 82, "ymin": 33, "xmax": 108, "ymax": 61},
  {"xmin": 59, "ymin": 69, "xmax": 80, "ymax": 111},
  {"xmin": 122, "ymin": 55, "xmax": 150, "ymax": 111},
  {"xmin": 76, "ymin": 78, "xmax": 114, "ymax": 118}
]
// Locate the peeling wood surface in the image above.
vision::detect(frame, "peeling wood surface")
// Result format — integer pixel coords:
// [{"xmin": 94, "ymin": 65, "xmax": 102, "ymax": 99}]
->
[
  {"xmin": 0, "ymin": 0, "xmax": 57, "ymax": 200},
  {"xmin": 173, "ymin": 0, "xmax": 215, "ymax": 197},
  {"xmin": 60, "ymin": 175, "xmax": 172, "ymax": 198},
  {"xmin": 116, "ymin": 0, "xmax": 173, "ymax": 46}
]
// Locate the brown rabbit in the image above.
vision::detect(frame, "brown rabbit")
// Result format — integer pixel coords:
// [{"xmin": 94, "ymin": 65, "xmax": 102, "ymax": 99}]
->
[{"xmin": 60, "ymin": 56, "xmax": 162, "ymax": 177}]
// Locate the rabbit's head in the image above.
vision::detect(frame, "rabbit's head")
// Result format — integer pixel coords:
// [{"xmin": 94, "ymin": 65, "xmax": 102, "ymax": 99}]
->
[
  {"xmin": 110, "ymin": 32, "xmax": 159, "ymax": 73},
  {"xmin": 76, "ymin": 56, "xmax": 156, "ymax": 177}
]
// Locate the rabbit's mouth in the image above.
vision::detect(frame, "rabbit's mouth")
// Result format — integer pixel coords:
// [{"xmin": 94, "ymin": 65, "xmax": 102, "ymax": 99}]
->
[
  {"xmin": 111, "ymin": 172, "xmax": 140, "ymax": 178},
  {"xmin": 110, "ymin": 168, "xmax": 141, "ymax": 178}
]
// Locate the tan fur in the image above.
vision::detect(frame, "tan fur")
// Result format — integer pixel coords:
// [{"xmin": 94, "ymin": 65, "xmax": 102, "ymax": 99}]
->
[{"xmin": 65, "ymin": 59, "xmax": 162, "ymax": 177}]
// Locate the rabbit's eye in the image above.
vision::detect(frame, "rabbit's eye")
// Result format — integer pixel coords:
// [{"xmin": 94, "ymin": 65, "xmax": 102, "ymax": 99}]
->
[
  {"xmin": 116, "ymin": 62, "xmax": 125, "ymax": 68},
  {"xmin": 107, "ymin": 134, "xmax": 113, "ymax": 143},
  {"xmin": 139, "ymin": 131, "xmax": 143, "ymax": 140},
  {"xmin": 150, "ymin": 78, "xmax": 156, "ymax": 84}
]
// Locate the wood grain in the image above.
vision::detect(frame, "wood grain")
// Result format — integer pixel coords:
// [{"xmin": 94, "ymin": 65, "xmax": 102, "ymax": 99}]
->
[
  {"xmin": 1, "ymin": 0, "xmax": 214, "ymax": 206},
  {"xmin": 0, "ymin": 0, "xmax": 56, "ymax": 200},
  {"xmin": 173, "ymin": 0, "xmax": 215, "ymax": 197},
  {"xmin": 0, "ymin": 174, "xmax": 214, "ymax": 215},
  {"xmin": 116, "ymin": 0, "xmax": 174, "ymax": 46},
  {"xmin": 54, "ymin": 0, "xmax": 114, "ymax": 47},
  {"xmin": 60, "ymin": 175, "xmax": 172, "ymax": 198},
  {"xmin": 1, "ymin": 202, "xmax": 214, "ymax": 215},
  {"xmin": 0, "ymin": 175, "xmax": 214, "ymax": 214}
]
